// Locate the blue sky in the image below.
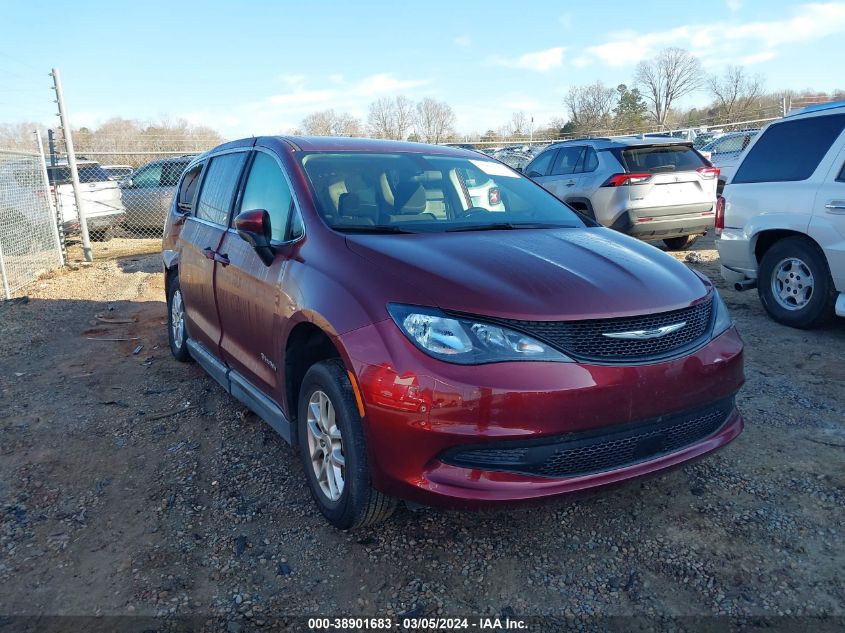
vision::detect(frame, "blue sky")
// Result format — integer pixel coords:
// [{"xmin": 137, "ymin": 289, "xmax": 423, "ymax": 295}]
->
[{"xmin": 2, "ymin": 0, "xmax": 844, "ymax": 138}]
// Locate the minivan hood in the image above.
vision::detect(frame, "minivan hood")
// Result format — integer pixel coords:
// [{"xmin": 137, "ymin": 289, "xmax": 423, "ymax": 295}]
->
[{"xmin": 345, "ymin": 227, "xmax": 709, "ymax": 321}]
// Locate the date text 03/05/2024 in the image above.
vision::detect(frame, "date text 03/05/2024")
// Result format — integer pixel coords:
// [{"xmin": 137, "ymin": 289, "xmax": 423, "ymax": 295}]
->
[{"xmin": 307, "ymin": 616, "xmax": 527, "ymax": 630}]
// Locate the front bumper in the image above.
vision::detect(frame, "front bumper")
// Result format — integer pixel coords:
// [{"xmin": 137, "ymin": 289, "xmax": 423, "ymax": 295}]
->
[{"xmin": 341, "ymin": 320, "xmax": 745, "ymax": 508}]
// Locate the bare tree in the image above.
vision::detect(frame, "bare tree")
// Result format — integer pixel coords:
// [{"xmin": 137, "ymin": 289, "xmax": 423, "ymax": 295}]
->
[
  {"xmin": 510, "ymin": 111, "xmax": 529, "ymax": 137},
  {"xmin": 366, "ymin": 96, "xmax": 415, "ymax": 139},
  {"xmin": 708, "ymin": 66, "xmax": 765, "ymax": 120},
  {"xmin": 564, "ymin": 82, "xmax": 616, "ymax": 133},
  {"xmin": 0, "ymin": 122, "xmax": 49, "ymax": 151},
  {"xmin": 301, "ymin": 110, "xmax": 363, "ymax": 137},
  {"xmin": 635, "ymin": 47, "xmax": 704, "ymax": 128},
  {"xmin": 414, "ymin": 98, "xmax": 456, "ymax": 144}
]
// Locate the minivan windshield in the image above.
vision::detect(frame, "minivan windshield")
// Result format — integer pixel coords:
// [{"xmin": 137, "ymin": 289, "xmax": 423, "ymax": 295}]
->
[{"xmin": 297, "ymin": 151, "xmax": 585, "ymax": 233}]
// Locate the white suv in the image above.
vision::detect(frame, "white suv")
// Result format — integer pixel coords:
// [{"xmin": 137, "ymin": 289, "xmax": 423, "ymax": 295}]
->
[
  {"xmin": 524, "ymin": 137, "xmax": 718, "ymax": 250},
  {"xmin": 716, "ymin": 101, "xmax": 845, "ymax": 328}
]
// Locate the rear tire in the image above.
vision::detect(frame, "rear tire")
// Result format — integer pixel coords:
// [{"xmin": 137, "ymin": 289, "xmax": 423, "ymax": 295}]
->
[
  {"xmin": 757, "ymin": 236, "xmax": 835, "ymax": 329},
  {"xmin": 297, "ymin": 359, "xmax": 397, "ymax": 529},
  {"xmin": 90, "ymin": 229, "xmax": 112, "ymax": 242},
  {"xmin": 166, "ymin": 274, "xmax": 191, "ymax": 362},
  {"xmin": 663, "ymin": 235, "xmax": 699, "ymax": 251}
]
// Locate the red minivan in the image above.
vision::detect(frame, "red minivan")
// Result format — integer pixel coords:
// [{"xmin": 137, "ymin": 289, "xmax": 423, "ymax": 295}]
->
[{"xmin": 162, "ymin": 136, "xmax": 744, "ymax": 529}]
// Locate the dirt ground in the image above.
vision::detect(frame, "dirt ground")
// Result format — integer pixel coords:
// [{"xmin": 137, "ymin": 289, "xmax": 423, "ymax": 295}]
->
[{"xmin": 0, "ymin": 235, "xmax": 843, "ymax": 631}]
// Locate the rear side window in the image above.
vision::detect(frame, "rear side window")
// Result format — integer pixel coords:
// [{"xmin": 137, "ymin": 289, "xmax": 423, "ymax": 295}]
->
[
  {"xmin": 734, "ymin": 114, "xmax": 845, "ymax": 184},
  {"xmin": 619, "ymin": 145, "xmax": 706, "ymax": 173},
  {"xmin": 195, "ymin": 152, "xmax": 247, "ymax": 225},
  {"xmin": 239, "ymin": 152, "xmax": 293, "ymax": 241},
  {"xmin": 48, "ymin": 163, "xmax": 111, "ymax": 184},
  {"xmin": 177, "ymin": 163, "xmax": 204, "ymax": 212},
  {"xmin": 576, "ymin": 147, "xmax": 598, "ymax": 173},
  {"xmin": 551, "ymin": 147, "xmax": 584, "ymax": 176},
  {"xmin": 524, "ymin": 150, "xmax": 554, "ymax": 177}
]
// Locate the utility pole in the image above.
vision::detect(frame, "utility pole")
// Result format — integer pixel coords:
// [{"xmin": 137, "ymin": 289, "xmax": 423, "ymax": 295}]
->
[{"xmin": 51, "ymin": 68, "xmax": 92, "ymax": 262}]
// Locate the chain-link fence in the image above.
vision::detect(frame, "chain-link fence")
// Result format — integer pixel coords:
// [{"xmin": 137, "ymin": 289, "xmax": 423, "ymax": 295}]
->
[
  {"xmin": 46, "ymin": 136, "xmax": 220, "ymax": 261},
  {"xmin": 0, "ymin": 147, "xmax": 63, "ymax": 298}
]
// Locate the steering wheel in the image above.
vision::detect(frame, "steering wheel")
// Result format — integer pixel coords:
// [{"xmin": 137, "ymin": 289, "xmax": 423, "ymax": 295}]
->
[{"xmin": 459, "ymin": 206, "xmax": 492, "ymax": 220}]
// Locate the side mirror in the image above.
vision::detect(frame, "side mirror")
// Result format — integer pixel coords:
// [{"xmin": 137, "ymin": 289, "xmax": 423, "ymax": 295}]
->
[
  {"xmin": 121, "ymin": 178, "xmax": 134, "ymax": 188},
  {"xmin": 234, "ymin": 209, "xmax": 275, "ymax": 266},
  {"xmin": 526, "ymin": 171, "xmax": 541, "ymax": 178},
  {"xmin": 515, "ymin": 166, "xmax": 524, "ymax": 173}
]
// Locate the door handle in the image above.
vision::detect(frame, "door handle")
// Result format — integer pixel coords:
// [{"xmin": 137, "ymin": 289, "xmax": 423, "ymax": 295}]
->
[
  {"xmin": 214, "ymin": 252, "xmax": 230, "ymax": 266},
  {"xmin": 825, "ymin": 201, "xmax": 845, "ymax": 214},
  {"xmin": 202, "ymin": 247, "xmax": 216, "ymax": 260},
  {"xmin": 565, "ymin": 180, "xmax": 576, "ymax": 187}
]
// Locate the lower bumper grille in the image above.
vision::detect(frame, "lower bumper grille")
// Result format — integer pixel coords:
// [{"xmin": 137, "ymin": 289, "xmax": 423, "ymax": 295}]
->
[{"xmin": 441, "ymin": 398, "xmax": 735, "ymax": 478}]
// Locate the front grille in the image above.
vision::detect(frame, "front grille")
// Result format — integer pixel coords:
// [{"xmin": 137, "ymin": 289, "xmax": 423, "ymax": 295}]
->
[
  {"xmin": 442, "ymin": 398, "xmax": 734, "ymax": 479},
  {"xmin": 481, "ymin": 298, "xmax": 713, "ymax": 363}
]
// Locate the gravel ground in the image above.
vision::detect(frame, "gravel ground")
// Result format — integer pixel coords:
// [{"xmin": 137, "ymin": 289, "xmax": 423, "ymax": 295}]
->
[{"xmin": 0, "ymin": 235, "xmax": 843, "ymax": 631}]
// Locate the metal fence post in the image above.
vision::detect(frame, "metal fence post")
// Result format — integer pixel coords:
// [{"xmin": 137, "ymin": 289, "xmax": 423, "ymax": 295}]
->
[
  {"xmin": 51, "ymin": 67, "xmax": 92, "ymax": 262},
  {"xmin": 35, "ymin": 128, "xmax": 64, "ymax": 267},
  {"xmin": 0, "ymin": 240, "xmax": 10, "ymax": 300}
]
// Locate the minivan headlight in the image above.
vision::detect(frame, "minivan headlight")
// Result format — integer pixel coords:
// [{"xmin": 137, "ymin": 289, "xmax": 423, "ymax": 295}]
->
[
  {"xmin": 387, "ymin": 304, "xmax": 573, "ymax": 365},
  {"xmin": 711, "ymin": 290, "xmax": 733, "ymax": 337}
]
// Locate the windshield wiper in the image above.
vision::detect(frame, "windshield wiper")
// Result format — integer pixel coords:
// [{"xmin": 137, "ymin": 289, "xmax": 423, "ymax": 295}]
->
[
  {"xmin": 333, "ymin": 224, "xmax": 417, "ymax": 234},
  {"xmin": 445, "ymin": 222, "xmax": 567, "ymax": 232}
]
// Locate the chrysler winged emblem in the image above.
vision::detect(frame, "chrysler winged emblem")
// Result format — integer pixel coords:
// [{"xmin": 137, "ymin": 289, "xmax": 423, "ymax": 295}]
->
[{"xmin": 602, "ymin": 321, "xmax": 686, "ymax": 340}]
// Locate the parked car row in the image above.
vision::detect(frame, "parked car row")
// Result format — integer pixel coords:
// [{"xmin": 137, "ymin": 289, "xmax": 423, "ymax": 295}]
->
[
  {"xmin": 22, "ymin": 155, "xmax": 197, "ymax": 240},
  {"xmin": 515, "ymin": 104, "xmax": 845, "ymax": 328}
]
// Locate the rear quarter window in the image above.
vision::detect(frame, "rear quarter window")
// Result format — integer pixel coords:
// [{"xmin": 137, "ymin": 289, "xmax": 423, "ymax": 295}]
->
[
  {"xmin": 733, "ymin": 114, "xmax": 845, "ymax": 184},
  {"xmin": 618, "ymin": 145, "xmax": 705, "ymax": 173}
]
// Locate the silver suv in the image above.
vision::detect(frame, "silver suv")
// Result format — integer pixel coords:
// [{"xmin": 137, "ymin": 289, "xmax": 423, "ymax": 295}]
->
[{"xmin": 523, "ymin": 137, "xmax": 718, "ymax": 250}]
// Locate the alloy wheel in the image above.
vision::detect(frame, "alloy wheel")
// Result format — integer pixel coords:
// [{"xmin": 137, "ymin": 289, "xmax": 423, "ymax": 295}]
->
[
  {"xmin": 771, "ymin": 257, "xmax": 814, "ymax": 311},
  {"xmin": 171, "ymin": 289, "xmax": 185, "ymax": 347},
  {"xmin": 306, "ymin": 390, "xmax": 345, "ymax": 502}
]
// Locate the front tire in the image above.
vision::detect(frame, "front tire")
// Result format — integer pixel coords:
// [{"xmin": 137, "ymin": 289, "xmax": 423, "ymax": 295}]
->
[
  {"xmin": 758, "ymin": 236, "xmax": 835, "ymax": 329},
  {"xmin": 166, "ymin": 274, "xmax": 191, "ymax": 362},
  {"xmin": 297, "ymin": 360, "xmax": 397, "ymax": 529},
  {"xmin": 663, "ymin": 235, "xmax": 699, "ymax": 251}
]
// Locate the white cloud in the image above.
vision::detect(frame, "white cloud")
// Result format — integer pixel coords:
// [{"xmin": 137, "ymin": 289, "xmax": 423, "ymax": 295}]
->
[
  {"xmin": 585, "ymin": 2, "xmax": 845, "ymax": 66},
  {"xmin": 278, "ymin": 74, "xmax": 305, "ymax": 87},
  {"xmin": 454, "ymin": 35, "xmax": 472, "ymax": 47},
  {"xmin": 738, "ymin": 50, "xmax": 777, "ymax": 65},
  {"xmin": 571, "ymin": 55, "xmax": 593, "ymax": 68},
  {"xmin": 266, "ymin": 73, "xmax": 425, "ymax": 108},
  {"xmin": 178, "ymin": 73, "xmax": 428, "ymax": 138},
  {"xmin": 490, "ymin": 46, "xmax": 565, "ymax": 72}
]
